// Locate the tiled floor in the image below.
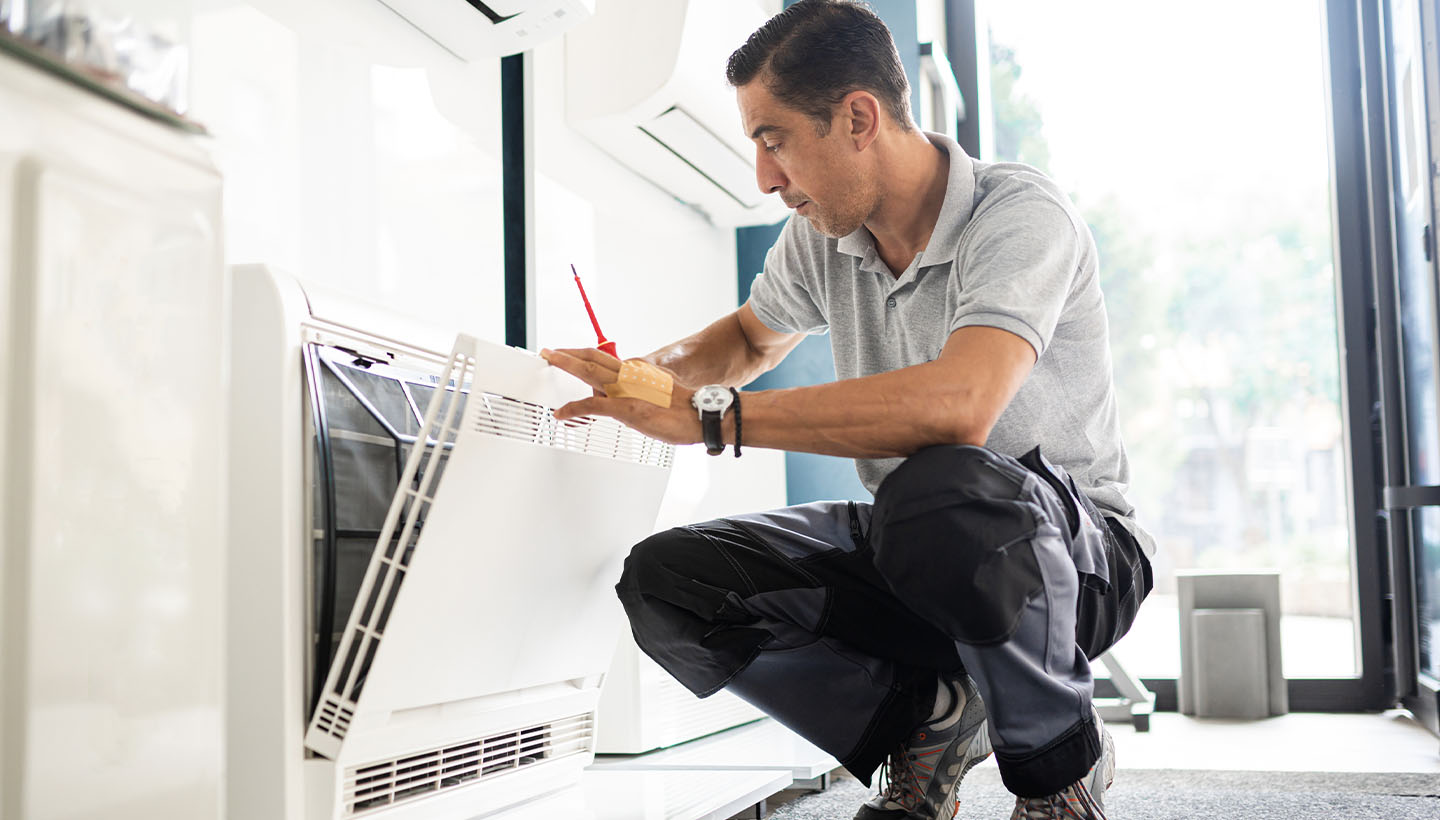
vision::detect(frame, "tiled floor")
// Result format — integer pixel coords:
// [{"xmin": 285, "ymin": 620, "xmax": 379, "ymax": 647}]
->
[{"xmin": 1107, "ymin": 709, "xmax": 1440, "ymax": 773}]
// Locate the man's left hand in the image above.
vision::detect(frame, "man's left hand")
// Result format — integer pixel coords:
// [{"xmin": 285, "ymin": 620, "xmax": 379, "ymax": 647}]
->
[{"xmin": 540, "ymin": 347, "xmax": 702, "ymax": 445}]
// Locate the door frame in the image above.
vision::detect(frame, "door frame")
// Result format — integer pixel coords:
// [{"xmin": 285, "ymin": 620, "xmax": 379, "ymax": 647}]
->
[
  {"xmin": 1380, "ymin": 0, "xmax": 1440, "ymax": 733},
  {"xmin": 1327, "ymin": 0, "xmax": 1440, "ymax": 723}
]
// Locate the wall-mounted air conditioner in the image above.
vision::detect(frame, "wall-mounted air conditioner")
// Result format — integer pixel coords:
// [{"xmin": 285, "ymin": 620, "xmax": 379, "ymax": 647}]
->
[
  {"xmin": 227, "ymin": 264, "xmax": 673, "ymax": 820},
  {"xmin": 566, "ymin": 0, "xmax": 789, "ymax": 228},
  {"xmin": 378, "ymin": 0, "xmax": 594, "ymax": 59}
]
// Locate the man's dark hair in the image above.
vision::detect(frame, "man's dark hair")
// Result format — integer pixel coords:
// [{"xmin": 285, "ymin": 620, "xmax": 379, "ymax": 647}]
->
[{"xmin": 726, "ymin": 0, "xmax": 913, "ymax": 135}]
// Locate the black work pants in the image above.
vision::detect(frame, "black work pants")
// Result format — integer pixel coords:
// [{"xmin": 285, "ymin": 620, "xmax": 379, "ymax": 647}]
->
[{"xmin": 614, "ymin": 445, "xmax": 1151, "ymax": 797}]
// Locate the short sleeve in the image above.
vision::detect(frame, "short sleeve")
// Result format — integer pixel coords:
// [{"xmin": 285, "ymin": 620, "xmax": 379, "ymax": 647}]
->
[
  {"xmin": 745, "ymin": 218, "xmax": 829, "ymax": 335},
  {"xmin": 949, "ymin": 195, "xmax": 1081, "ymax": 357}
]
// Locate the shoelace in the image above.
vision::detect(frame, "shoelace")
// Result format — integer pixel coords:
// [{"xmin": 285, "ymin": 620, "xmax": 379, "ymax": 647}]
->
[
  {"xmin": 875, "ymin": 745, "xmax": 925, "ymax": 811},
  {"xmin": 1011, "ymin": 783, "xmax": 1108, "ymax": 820}
]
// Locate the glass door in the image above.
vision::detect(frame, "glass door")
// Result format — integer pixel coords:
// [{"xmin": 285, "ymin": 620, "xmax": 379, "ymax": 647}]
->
[
  {"xmin": 1378, "ymin": 0, "xmax": 1440, "ymax": 736},
  {"xmin": 983, "ymin": 0, "xmax": 1360, "ymax": 689}
]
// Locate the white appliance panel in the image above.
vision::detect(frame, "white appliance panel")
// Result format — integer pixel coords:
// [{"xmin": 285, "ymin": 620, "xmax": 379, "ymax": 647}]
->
[
  {"xmin": 362, "ymin": 435, "xmax": 670, "ymax": 711},
  {"xmin": 229, "ymin": 265, "xmax": 673, "ymax": 819},
  {"xmin": 2, "ymin": 51, "xmax": 226, "ymax": 820}
]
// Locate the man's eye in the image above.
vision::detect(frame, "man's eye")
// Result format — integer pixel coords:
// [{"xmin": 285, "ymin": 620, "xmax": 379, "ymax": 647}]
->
[{"xmin": 765, "ymin": 143, "xmax": 781, "ymax": 153}]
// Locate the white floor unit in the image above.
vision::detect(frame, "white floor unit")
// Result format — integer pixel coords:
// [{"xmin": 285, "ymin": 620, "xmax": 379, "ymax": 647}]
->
[
  {"xmin": 593, "ymin": 718, "xmax": 838, "ymax": 787},
  {"xmin": 228, "ymin": 264, "xmax": 673, "ymax": 820},
  {"xmin": 0, "ymin": 47, "xmax": 227, "ymax": 820},
  {"xmin": 597, "ymin": 638, "xmax": 766, "ymax": 754},
  {"xmin": 595, "ymin": 446, "xmax": 787, "ymax": 755},
  {"xmin": 500, "ymin": 768, "xmax": 791, "ymax": 820}
]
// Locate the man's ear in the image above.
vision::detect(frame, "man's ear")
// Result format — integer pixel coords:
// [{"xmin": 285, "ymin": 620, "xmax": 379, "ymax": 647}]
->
[{"xmin": 840, "ymin": 90, "xmax": 882, "ymax": 152}]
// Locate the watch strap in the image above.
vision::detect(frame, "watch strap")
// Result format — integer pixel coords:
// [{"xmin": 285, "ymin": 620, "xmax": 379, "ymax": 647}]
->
[
  {"xmin": 700, "ymin": 410, "xmax": 724, "ymax": 455},
  {"xmin": 729, "ymin": 387, "xmax": 741, "ymax": 458}
]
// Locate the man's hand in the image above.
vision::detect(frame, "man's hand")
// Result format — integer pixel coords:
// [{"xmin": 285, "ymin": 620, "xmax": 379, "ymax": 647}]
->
[{"xmin": 540, "ymin": 347, "xmax": 703, "ymax": 446}]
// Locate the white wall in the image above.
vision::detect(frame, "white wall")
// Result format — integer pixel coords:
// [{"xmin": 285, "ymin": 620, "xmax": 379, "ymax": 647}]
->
[
  {"xmin": 189, "ymin": 0, "xmax": 747, "ymax": 352},
  {"xmin": 188, "ymin": 0, "xmax": 785, "ymax": 513},
  {"xmin": 529, "ymin": 37, "xmax": 738, "ymax": 360},
  {"xmin": 528, "ymin": 8, "xmax": 786, "ymax": 520},
  {"xmin": 189, "ymin": 0, "xmax": 507, "ymax": 341}
]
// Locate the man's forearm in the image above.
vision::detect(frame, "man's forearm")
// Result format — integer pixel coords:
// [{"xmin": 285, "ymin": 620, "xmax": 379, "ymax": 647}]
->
[
  {"xmin": 727, "ymin": 360, "xmax": 996, "ymax": 459},
  {"xmin": 642, "ymin": 312, "xmax": 773, "ymax": 387}
]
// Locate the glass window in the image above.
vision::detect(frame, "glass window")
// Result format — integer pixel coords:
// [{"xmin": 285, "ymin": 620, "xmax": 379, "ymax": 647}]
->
[{"xmin": 986, "ymin": 0, "xmax": 1355, "ymax": 677}]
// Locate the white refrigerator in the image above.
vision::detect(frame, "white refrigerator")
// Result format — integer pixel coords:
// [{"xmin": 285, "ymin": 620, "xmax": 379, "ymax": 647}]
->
[{"xmin": 0, "ymin": 43, "xmax": 228, "ymax": 820}]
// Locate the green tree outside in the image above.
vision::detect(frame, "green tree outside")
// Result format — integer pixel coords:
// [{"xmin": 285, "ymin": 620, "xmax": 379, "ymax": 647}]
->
[{"xmin": 989, "ymin": 35, "xmax": 1349, "ymax": 612}]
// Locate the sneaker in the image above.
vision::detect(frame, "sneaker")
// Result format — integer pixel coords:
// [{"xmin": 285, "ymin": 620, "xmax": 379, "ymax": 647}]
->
[
  {"xmin": 854, "ymin": 676, "xmax": 992, "ymax": 820},
  {"xmin": 1007, "ymin": 709, "xmax": 1115, "ymax": 820}
]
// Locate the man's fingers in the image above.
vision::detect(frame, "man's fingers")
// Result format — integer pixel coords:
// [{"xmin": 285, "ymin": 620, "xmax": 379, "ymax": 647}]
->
[
  {"xmin": 554, "ymin": 395, "xmax": 620, "ymax": 420},
  {"xmin": 541, "ymin": 348, "xmax": 620, "ymax": 389},
  {"xmin": 554, "ymin": 395, "xmax": 653, "ymax": 423},
  {"xmin": 559, "ymin": 346, "xmax": 622, "ymax": 366},
  {"xmin": 554, "ymin": 397, "xmax": 593, "ymax": 420}
]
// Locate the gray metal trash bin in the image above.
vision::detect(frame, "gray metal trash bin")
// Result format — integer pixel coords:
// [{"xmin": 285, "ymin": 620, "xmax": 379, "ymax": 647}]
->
[{"xmin": 1177, "ymin": 571, "xmax": 1287, "ymax": 718}]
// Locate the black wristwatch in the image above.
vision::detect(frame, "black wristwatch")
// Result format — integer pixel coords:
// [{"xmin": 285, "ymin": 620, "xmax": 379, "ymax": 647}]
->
[{"xmin": 691, "ymin": 385, "xmax": 734, "ymax": 456}]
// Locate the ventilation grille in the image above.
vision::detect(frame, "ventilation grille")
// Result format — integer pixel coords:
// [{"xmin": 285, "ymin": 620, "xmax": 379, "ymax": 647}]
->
[
  {"xmin": 470, "ymin": 392, "xmax": 674, "ymax": 469},
  {"xmin": 307, "ymin": 347, "xmax": 473, "ymax": 754},
  {"xmin": 344, "ymin": 713, "xmax": 595, "ymax": 817},
  {"xmin": 314, "ymin": 702, "xmax": 355, "ymax": 738}
]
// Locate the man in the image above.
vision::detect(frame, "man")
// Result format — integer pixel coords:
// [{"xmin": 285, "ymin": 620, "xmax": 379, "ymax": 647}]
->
[{"xmin": 541, "ymin": 2, "xmax": 1154, "ymax": 818}]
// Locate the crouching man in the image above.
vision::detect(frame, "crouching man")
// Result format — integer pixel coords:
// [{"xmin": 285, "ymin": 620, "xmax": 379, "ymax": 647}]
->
[{"xmin": 542, "ymin": 2, "xmax": 1154, "ymax": 817}]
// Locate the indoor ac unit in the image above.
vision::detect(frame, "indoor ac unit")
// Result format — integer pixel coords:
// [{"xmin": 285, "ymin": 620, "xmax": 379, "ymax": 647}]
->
[
  {"xmin": 377, "ymin": 0, "xmax": 594, "ymax": 59},
  {"xmin": 566, "ymin": 0, "xmax": 789, "ymax": 228},
  {"xmin": 227, "ymin": 264, "xmax": 672, "ymax": 820},
  {"xmin": 596, "ymin": 636, "xmax": 765, "ymax": 754}
]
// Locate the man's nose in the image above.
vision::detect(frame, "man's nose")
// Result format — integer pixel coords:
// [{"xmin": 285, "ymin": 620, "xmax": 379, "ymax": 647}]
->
[{"xmin": 755, "ymin": 148, "xmax": 787, "ymax": 194}]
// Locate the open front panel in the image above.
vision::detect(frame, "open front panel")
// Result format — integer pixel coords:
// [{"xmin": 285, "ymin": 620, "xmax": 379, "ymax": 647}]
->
[
  {"xmin": 304, "ymin": 342, "xmax": 464, "ymax": 717},
  {"xmin": 305, "ymin": 335, "xmax": 672, "ymax": 760}
]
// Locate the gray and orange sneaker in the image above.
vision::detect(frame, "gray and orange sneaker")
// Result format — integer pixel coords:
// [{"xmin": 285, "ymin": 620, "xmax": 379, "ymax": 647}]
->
[
  {"xmin": 1007, "ymin": 710, "xmax": 1116, "ymax": 820},
  {"xmin": 854, "ymin": 676, "xmax": 992, "ymax": 820}
]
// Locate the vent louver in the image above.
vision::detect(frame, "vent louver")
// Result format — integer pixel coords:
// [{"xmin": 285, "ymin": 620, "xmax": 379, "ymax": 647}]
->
[
  {"xmin": 471, "ymin": 392, "xmax": 673, "ymax": 469},
  {"xmin": 344, "ymin": 714, "xmax": 595, "ymax": 816}
]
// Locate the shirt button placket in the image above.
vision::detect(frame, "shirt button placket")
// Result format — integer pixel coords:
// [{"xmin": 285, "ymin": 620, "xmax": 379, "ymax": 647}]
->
[{"xmin": 886, "ymin": 296, "xmax": 897, "ymax": 308}]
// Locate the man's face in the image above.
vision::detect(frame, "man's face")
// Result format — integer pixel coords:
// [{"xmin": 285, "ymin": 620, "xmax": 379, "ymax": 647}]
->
[{"xmin": 737, "ymin": 79, "xmax": 877, "ymax": 238}]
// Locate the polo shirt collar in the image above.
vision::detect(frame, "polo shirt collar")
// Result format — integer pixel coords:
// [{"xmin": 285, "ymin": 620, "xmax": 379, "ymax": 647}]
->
[
  {"xmin": 834, "ymin": 132, "xmax": 977, "ymax": 271},
  {"xmin": 917, "ymin": 133, "xmax": 976, "ymax": 268}
]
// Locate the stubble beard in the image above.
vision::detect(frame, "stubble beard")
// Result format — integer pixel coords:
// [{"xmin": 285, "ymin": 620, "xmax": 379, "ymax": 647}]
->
[{"xmin": 804, "ymin": 178, "xmax": 877, "ymax": 239}]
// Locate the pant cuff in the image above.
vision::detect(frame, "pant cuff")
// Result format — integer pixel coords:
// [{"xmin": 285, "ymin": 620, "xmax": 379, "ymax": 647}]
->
[
  {"xmin": 994, "ymin": 713, "xmax": 1100, "ymax": 798},
  {"xmin": 840, "ymin": 672, "xmax": 936, "ymax": 788}
]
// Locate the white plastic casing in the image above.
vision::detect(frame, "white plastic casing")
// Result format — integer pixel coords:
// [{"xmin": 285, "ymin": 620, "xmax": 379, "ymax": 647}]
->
[
  {"xmin": 566, "ymin": 0, "xmax": 790, "ymax": 228},
  {"xmin": 228, "ymin": 264, "xmax": 673, "ymax": 820},
  {"xmin": 0, "ymin": 48, "xmax": 227, "ymax": 820}
]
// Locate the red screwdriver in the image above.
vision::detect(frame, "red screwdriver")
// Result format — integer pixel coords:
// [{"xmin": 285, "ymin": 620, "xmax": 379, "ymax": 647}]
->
[{"xmin": 571, "ymin": 263, "xmax": 618, "ymax": 359}]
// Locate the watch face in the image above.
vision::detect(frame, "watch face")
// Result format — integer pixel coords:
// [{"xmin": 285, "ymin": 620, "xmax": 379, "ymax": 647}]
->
[{"xmin": 692, "ymin": 385, "xmax": 732, "ymax": 412}]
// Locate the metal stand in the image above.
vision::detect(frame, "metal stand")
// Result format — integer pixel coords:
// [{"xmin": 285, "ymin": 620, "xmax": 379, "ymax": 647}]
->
[{"xmin": 1094, "ymin": 650, "xmax": 1154, "ymax": 732}]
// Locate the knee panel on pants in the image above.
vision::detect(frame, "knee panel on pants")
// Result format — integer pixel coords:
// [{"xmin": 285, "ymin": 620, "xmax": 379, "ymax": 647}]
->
[{"xmin": 870, "ymin": 445, "xmax": 1048, "ymax": 646}]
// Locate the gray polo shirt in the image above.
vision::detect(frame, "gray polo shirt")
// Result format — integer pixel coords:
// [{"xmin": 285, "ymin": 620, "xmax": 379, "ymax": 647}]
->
[{"xmin": 747, "ymin": 132, "xmax": 1154, "ymax": 556}]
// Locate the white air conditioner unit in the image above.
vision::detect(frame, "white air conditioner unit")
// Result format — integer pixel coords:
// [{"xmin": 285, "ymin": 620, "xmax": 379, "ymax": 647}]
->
[
  {"xmin": 566, "ymin": 0, "xmax": 789, "ymax": 228},
  {"xmin": 594, "ymin": 446, "xmax": 788, "ymax": 754},
  {"xmin": 597, "ymin": 637, "xmax": 765, "ymax": 753},
  {"xmin": 227, "ymin": 264, "xmax": 672, "ymax": 820},
  {"xmin": 377, "ymin": 0, "xmax": 595, "ymax": 59}
]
